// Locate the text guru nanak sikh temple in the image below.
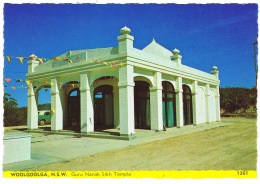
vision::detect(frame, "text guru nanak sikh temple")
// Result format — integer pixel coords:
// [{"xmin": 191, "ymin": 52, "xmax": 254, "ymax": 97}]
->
[{"xmin": 26, "ymin": 26, "xmax": 220, "ymax": 139}]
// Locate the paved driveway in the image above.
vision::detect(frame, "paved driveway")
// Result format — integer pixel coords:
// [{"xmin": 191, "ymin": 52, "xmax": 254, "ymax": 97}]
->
[{"xmin": 3, "ymin": 122, "xmax": 232, "ymax": 171}]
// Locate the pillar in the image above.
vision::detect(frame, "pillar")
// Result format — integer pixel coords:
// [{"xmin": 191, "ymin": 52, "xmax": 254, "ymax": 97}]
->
[
  {"xmin": 118, "ymin": 65, "xmax": 135, "ymax": 136},
  {"xmin": 150, "ymin": 72, "xmax": 163, "ymax": 131},
  {"xmin": 80, "ymin": 73, "xmax": 94, "ymax": 132},
  {"xmin": 192, "ymin": 81, "xmax": 199, "ymax": 125},
  {"xmin": 175, "ymin": 77, "xmax": 184, "ymax": 128},
  {"xmin": 117, "ymin": 26, "xmax": 134, "ymax": 54},
  {"xmin": 51, "ymin": 78, "xmax": 63, "ymax": 131},
  {"xmin": 205, "ymin": 84, "xmax": 210, "ymax": 124},
  {"xmin": 215, "ymin": 86, "xmax": 221, "ymax": 122},
  {"xmin": 27, "ymin": 82, "xmax": 38, "ymax": 129}
]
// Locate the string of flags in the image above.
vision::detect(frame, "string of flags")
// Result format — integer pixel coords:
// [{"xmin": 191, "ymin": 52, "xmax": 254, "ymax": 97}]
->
[
  {"xmin": 5, "ymin": 54, "xmax": 125, "ymax": 68},
  {"xmin": 4, "ymin": 77, "xmax": 118, "ymax": 91},
  {"xmin": 4, "ymin": 54, "xmax": 125, "ymax": 91}
]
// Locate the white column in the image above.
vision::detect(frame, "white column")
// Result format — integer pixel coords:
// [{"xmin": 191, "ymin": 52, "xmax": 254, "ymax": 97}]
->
[
  {"xmin": 80, "ymin": 73, "xmax": 94, "ymax": 133},
  {"xmin": 192, "ymin": 81, "xmax": 199, "ymax": 125},
  {"xmin": 51, "ymin": 78, "xmax": 63, "ymax": 131},
  {"xmin": 215, "ymin": 86, "xmax": 221, "ymax": 122},
  {"xmin": 118, "ymin": 65, "xmax": 135, "ymax": 136},
  {"xmin": 150, "ymin": 72, "xmax": 163, "ymax": 131},
  {"xmin": 175, "ymin": 77, "xmax": 184, "ymax": 128},
  {"xmin": 27, "ymin": 82, "xmax": 38, "ymax": 129},
  {"xmin": 205, "ymin": 84, "xmax": 210, "ymax": 123}
]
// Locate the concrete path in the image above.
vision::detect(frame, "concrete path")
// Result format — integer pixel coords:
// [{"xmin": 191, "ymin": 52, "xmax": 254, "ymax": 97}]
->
[{"xmin": 3, "ymin": 122, "xmax": 232, "ymax": 171}]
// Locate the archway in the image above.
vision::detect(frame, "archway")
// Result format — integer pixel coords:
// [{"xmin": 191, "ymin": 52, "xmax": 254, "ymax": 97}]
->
[
  {"xmin": 134, "ymin": 81, "xmax": 150, "ymax": 129},
  {"xmin": 67, "ymin": 88, "xmax": 80, "ymax": 130},
  {"xmin": 162, "ymin": 81, "xmax": 176, "ymax": 128},
  {"xmin": 182, "ymin": 84, "xmax": 193, "ymax": 125},
  {"xmin": 94, "ymin": 85, "xmax": 114, "ymax": 130},
  {"xmin": 36, "ymin": 85, "xmax": 51, "ymax": 126}
]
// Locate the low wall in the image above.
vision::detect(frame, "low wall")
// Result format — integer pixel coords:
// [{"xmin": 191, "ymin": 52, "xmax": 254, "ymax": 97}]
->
[{"xmin": 3, "ymin": 133, "xmax": 31, "ymax": 164}]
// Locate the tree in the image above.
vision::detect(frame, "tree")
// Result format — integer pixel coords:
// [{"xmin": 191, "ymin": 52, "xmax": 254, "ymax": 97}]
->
[
  {"xmin": 4, "ymin": 93, "xmax": 19, "ymax": 126},
  {"xmin": 3, "ymin": 93, "xmax": 28, "ymax": 126},
  {"xmin": 220, "ymin": 87, "xmax": 257, "ymax": 114}
]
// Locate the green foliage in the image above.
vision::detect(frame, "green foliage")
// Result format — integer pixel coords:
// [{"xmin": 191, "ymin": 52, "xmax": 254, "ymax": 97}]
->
[
  {"xmin": 220, "ymin": 87, "xmax": 257, "ymax": 113},
  {"xmin": 38, "ymin": 103, "xmax": 51, "ymax": 110},
  {"xmin": 3, "ymin": 93, "xmax": 25, "ymax": 126}
]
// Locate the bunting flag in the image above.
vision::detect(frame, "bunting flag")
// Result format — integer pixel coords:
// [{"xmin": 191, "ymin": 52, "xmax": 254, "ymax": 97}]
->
[
  {"xmin": 112, "ymin": 62, "xmax": 117, "ymax": 68},
  {"xmin": 37, "ymin": 58, "xmax": 43, "ymax": 64},
  {"xmin": 18, "ymin": 57, "xmax": 24, "ymax": 64},
  {"xmin": 11, "ymin": 86, "xmax": 16, "ymax": 90},
  {"xmin": 5, "ymin": 78, "xmax": 11, "ymax": 82},
  {"xmin": 14, "ymin": 78, "xmax": 23, "ymax": 82},
  {"xmin": 6, "ymin": 56, "xmax": 11, "ymax": 63},
  {"xmin": 25, "ymin": 80, "xmax": 30, "ymax": 86}
]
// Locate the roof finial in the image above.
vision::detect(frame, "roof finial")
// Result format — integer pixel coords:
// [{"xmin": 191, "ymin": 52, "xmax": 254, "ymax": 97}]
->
[{"xmin": 120, "ymin": 26, "xmax": 131, "ymax": 35}]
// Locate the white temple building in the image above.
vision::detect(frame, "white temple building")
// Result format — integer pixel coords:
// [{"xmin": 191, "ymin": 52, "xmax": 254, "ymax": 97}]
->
[{"xmin": 26, "ymin": 26, "xmax": 220, "ymax": 139}]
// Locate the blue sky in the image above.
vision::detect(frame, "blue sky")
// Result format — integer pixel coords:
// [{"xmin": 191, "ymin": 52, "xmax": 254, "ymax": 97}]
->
[{"xmin": 3, "ymin": 3, "xmax": 258, "ymax": 107}]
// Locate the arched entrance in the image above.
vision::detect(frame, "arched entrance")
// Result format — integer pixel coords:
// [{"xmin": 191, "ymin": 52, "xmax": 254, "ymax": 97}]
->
[
  {"xmin": 94, "ymin": 85, "xmax": 114, "ymax": 130},
  {"xmin": 37, "ymin": 85, "xmax": 51, "ymax": 126},
  {"xmin": 162, "ymin": 81, "xmax": 176, "ymax": 127},
  {"xmin": 182, "ymin": 84, "xmax": 193, "ymax": 125},
  {"xmin": 67, "ymin": 88, "xmax": 80, "ymax": 130},
  {"xmin": 134, "ymin": 81, "xmax": 150, "ymax": 129}
]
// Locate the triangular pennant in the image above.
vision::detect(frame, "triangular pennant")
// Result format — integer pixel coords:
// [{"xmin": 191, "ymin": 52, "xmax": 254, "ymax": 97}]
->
[
  {"xmin": 6, "ymin": 56, "xmax": 11, "ymax": 63},
  {"xmin": 37, "ymin": 58, "xmax": 43, "ymax": 64},
  {"xmin": 112, "ymin": 62, "xmax": 117, "ymax": 68},
  {"xmin": 103, "ymin": 62, "xmax": 109, "ymax": 65},
  {"xmin": 5, "ymin": 78, "xmax": 11, "ymax": 82},
  {"xmin": 11, "ymin": 86, "xmax": 16, "ymax": 90},
  {"xmin": 18, "ymin": 57, "xmax": 24, "ymax": 64},
  {"xmin": 25, "ymin": 80, "xmax": 30, "ymax": 86},
  {"xmin": 15, "ymin": 78, "xmax": 22, "ymax": 82}
]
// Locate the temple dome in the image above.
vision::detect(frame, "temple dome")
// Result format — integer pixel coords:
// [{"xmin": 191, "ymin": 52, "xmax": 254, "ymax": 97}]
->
[{"xmin": 142, "ymin": 39, "xmax": 172, "ymax": 59}]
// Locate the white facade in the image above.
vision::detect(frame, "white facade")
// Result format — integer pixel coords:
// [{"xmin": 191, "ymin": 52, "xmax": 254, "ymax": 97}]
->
[{"xmin": 26, "ymin": 26, "xmax": 220, "ymax": 137}]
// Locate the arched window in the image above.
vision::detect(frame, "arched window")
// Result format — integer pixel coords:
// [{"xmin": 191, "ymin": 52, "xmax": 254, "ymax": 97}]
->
[
  {"xmin": 162, "ymin": 81, "xmax": 176, "ymax": 127},
  {"xmin": 182, "ymin": 85, "xmax": 193, "ymax": 125}
]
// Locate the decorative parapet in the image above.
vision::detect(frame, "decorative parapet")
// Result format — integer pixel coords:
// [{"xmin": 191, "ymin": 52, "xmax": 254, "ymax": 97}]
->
[
  {"xmin": 171, "ymin": 48, "xmax": 182, "ymax": 66},
  {"xmin": 28, "ymin": 54, "xmax": 39, "ymax": 73},
  {"xmin": 211, "ymin": 66, "xmax": 219, "ymax": 79},
  {"xmin": 117, "ymin": 26, "xmax": 134, "ymax": 54}
]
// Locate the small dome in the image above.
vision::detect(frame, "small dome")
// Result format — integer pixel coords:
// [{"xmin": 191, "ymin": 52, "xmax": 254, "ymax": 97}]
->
[
  {"xmin": 120, "ymin": 26, "xmax": 131, "ymax": 35},
  {"xmin": 172, "ymin": 48, "xmax": 180, "ymax": 56},
  {"xmin": 142, "ymin": 39, "xmax": 172, "ymax": 59},
  {"xmin": 212, "ymin": 66, "xmax": 218, "ymax": 71}
]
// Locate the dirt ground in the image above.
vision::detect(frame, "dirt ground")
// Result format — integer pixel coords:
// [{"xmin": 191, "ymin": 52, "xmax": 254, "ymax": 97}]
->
[{"xmin": 29, "ymin": 117, "xmax": 257, "ymax": 171}]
